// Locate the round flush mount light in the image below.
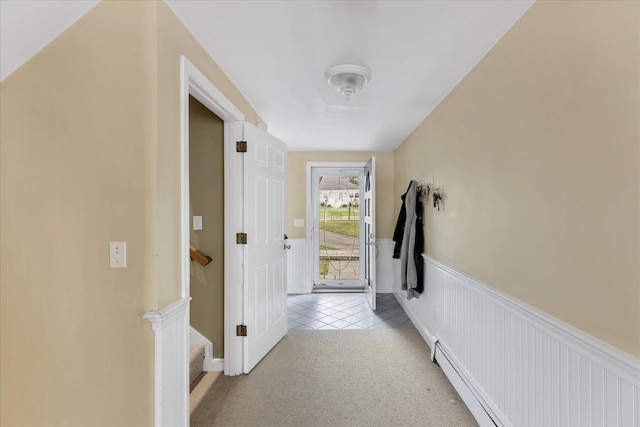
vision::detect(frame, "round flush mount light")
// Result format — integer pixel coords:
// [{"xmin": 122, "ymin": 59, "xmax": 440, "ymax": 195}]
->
[{"xmin": 324, "ymin": 64, "xmax": 371, "ymax": 100}]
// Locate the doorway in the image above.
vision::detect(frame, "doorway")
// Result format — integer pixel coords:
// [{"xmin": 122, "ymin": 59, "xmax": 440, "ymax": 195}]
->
[
  {"xmin": 312, "ymin": 167, "xmax": 364, "ymax": 290},
  {"xmin": 188, "ymin": 95, "xmax": 224, "ymax": 373}
]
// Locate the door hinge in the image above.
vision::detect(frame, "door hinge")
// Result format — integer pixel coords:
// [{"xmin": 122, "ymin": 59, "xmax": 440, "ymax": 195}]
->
[
  {"xmin": 236, "ymin": 233, "xmax": 247, "ymax": 244},
  {"xmin": 236, "ymin": 140, "xmax": 247, "ymax": 153},
  {"xmin": 236, "ymin": 325, "xmax": 247, "ymax": 337}
]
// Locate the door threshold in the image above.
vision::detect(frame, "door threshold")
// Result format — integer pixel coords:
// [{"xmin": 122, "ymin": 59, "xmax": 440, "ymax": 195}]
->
[{"xmin": 313, "ymin": 287, "xmax": 364, "ymax": 293}]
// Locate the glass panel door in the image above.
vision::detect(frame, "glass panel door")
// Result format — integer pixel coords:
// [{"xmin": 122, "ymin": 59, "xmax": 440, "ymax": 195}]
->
[{"xmin": 312, "ymin": 168, "xmax": 364, "ymax": 290}]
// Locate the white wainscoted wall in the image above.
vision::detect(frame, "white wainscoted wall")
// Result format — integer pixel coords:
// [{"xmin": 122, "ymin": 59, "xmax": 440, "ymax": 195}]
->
[
  {"xmin": 286, "ymin": 238, "xmax": 396, "ymax": 294},
  {"xmin": 143, "ymin": 297, "xmax": 190, "ymax": 427},
  {"xmin": 287, "ymin": 238, "xmax": 312, "ymax": 294},
  {"xmin": 395, "ymin": 255, "xmax": 640, "ymax": 427},
  {"xmin": 375, "ymin": 239, "xmax": 394, "ymax": 293}
]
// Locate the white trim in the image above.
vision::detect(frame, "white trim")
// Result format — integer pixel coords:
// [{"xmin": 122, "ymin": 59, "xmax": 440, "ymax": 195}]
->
[
  {"xmin": 190, "ymin": 326, "xmax": 223, "ymax": 372},
  {"xmin": 434, "ymin": 343, "xmax": 496, "ymax": 427},
  {"xmin": 397, "ymin": 255, "xmax": 640, "ymax": 427},
  {"xmin": 424, "ymin": 255, "xmax": 640, "ymax": 384},
  {"xmin": 180, "ymin": 56, "xmax": 245, "ymax": 379},
  {"xmin": 223, "ymin": 120, "xmax": 244, "ymax": 376},
  {"xmin": 208, "ymin": 358, "xmax": 225, "ymax": 372},
  {"xmin": 374, "ymin": 239, "xmax": 394, "ymax": 293},
  {"xmin": 144, "ymin": 297, "xmax": 190, "ymax": 427}
]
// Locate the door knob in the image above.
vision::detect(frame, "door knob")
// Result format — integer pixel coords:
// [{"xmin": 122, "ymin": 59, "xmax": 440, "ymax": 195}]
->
[{"xmin": 284, "ymin": 244, "xmax": 292, "ymax": 250}]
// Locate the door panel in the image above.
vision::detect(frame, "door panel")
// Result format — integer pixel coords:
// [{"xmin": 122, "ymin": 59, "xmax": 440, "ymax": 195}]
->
[
  {"xmin": 244, "ymin": 123, "xmax": 288, "ymax": 373},
  {"xmin": 364, "ymin": 157, "xmax": 376, "ymax": 310}
]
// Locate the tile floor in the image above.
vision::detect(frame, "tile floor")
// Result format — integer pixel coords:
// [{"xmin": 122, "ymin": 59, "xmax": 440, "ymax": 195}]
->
[{"xmin": 287, "ymin": 292, "xmax": 415, "ymax": 330}]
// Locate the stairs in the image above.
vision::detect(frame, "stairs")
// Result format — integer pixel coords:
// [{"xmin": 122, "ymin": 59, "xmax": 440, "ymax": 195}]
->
[{"xmin": 189, "ymin": 343, "xmax": 205, "ymax": 386}]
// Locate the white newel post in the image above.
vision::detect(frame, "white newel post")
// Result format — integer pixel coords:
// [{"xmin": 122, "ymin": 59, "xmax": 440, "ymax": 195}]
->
[{"xmin": 144, "ymin": 297, "xmax": 190, "ymax": 427}]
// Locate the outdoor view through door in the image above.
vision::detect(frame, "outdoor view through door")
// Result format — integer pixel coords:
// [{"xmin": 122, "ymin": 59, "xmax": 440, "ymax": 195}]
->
[
  {"xmin": 315, "ymin": 172, "xmax": 363, "ymax": 289},
  {"xmin": 310, "ymin": 161, "xmax": 375, "ymax": 295}
]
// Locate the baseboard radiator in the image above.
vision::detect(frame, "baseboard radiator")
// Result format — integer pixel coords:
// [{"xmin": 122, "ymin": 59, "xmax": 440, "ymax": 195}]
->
[
  {"xmin": 144, "ymin": 297, "xmax": 190, "ymax": 427},
  {"xmin": 396, "ymin": 255, "xmax": 640, "ymax": 427}
]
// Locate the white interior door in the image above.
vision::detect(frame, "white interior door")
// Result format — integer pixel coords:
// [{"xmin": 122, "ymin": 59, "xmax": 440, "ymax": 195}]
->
[
  {"xmin": 364, "ymin": 157, "xmax": 376, "ymax": 310},
  {"xmin": 243, "ymin": 123, "xmax": 288, "ymax": 373}
]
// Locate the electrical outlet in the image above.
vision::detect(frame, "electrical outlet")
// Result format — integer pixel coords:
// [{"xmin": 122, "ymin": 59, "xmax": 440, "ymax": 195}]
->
[{"xmin": 110, "ymin": 242, "xmax": 127, "ymax": 268}]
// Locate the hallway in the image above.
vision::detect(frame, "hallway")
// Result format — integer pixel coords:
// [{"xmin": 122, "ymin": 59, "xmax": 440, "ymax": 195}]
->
[{"xmin": 190, "ymin": 327, "xmax": 476, "ymax": 426}]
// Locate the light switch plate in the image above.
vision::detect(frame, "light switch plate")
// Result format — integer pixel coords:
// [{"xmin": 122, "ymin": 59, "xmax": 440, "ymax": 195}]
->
[
  {"xmin": 193, "ymin": 216, "xmax": 202, "ymax": 230},
  {"xmin": 294, "ymin": 219, "xmax": 304, "ymax": 227},
  {"xmin": 110, "ymin": 242, "xmax": 127, "ymax": 268}
]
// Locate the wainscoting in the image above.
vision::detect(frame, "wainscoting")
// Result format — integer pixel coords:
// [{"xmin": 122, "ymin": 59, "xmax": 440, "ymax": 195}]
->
[
  {"xmin": 396, "ymin": 255, "xmax": 640, "ymax": 427},
  {"xmin": 286, "ymin": 238, "xmax": 312, "ymax": 294},
  {"xmin": 144, "ymin": 297, "xmax": 190, "ymax": 427},
  {"xmin": 286, "ymin": 238, "xmax": 395, "ymax": 294},
  {"xmin": 375, "ymin": 239, "xmax": 394, "ymax": 293}
]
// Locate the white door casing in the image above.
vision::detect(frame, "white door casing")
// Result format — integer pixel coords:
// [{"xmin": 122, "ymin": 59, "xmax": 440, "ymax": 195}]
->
[
  {"xmin": 364, "ymin": 157, "xmax": 376, "ymax": 309},
  {"xmin": 243, "ymin": 123, "xmax": 288, "ymax": 373}
]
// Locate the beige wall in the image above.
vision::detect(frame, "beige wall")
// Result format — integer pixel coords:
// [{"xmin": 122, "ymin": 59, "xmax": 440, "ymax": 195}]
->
[
  {"xmin": 393, "ymin": 0, "xmax": 640, "ymax": 357},
  {"xmin": 156, "ymin": 1, "xmax": 264, "ymax": 307},
  {"xmin": 189, "ymin": 96, "xmax": 225, "ymax": 358},
  {"xmin": 0, "ymin": 1, "xmax": 263, "ymax": 425},
  {"xmin": 0, "ymin": 2, "xmax": 156, "ymax": 425},
  {"xmin": 287, "ymin": 152, "xmax": 394, "ymax": 239}
]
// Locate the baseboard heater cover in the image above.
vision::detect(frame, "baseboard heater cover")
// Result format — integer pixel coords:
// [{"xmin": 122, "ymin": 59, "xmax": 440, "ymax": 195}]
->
[{"xmin": 434, "ymin": 339, "xmax": 498, "ymax": 427}]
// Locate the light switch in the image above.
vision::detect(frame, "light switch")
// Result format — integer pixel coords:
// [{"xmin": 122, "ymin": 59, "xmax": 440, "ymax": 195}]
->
[
  {"xmin": 110, "ymin": 242, "xmax": 127, "ymax": 268},
  {"xmin": 193, "ymin": 216, "xmax": 203, "ymax": 230},
  {"xmin": 294, "ymin": 219, "xmax": 304, "ymax": 227}
]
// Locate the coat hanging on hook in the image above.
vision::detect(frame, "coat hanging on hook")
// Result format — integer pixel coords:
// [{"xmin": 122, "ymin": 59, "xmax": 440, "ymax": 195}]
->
[{"xmin": 392, "ymin": 180, "xmax": 424, "ymax": 299}]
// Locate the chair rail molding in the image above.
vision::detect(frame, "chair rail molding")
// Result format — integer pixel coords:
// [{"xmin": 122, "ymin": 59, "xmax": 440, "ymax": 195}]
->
[{"xmin": 396, "ymin": 255, "xmax": 640, "ymax": 427}]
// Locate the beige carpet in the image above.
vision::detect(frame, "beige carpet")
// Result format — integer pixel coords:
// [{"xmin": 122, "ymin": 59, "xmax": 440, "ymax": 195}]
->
[{"xmin": 190, "ymin": 329, "xmax": 478, "ymax": 427}]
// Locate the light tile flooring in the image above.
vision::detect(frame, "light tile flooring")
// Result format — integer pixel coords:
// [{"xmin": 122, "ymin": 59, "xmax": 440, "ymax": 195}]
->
[{"xmin": 287, "ymin": 292, "xmax": 415, "ymax": 330}]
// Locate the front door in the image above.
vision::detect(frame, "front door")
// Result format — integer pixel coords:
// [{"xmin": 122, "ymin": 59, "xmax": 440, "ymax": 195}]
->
[
  {"xmin": 363, "ymin": 157, "xmax": 376, "ymax": 309},
  {"xmin": 243, "ymin": 123, "xmax": 288, "ymax": 373}
]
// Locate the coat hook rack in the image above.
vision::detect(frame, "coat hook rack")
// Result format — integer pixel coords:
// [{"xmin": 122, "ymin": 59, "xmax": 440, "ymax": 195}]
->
[{"xmin": 415, "ymin": 177, "xmax": 444, "ymax": 211}]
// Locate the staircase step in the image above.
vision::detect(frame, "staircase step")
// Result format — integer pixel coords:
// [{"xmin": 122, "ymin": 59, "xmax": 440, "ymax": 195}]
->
[{"xmin": 189, "ymin": 344, "xmax": 205, "ymax": 385}]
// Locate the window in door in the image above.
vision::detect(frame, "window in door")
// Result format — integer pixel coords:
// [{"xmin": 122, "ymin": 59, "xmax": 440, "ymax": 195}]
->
[{"xmin": 313, "ymin": 170, "xmax": 364, "ymax": 289}]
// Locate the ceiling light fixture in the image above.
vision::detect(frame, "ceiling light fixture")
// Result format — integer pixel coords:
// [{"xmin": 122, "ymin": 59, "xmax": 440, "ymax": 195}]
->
[{"xmin": 324, "ymin": 64, "xmax": 371, "ymax": 100}]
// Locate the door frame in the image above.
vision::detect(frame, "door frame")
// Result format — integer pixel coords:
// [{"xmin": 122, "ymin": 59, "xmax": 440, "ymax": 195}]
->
[
  {"xmin": 180, "ymin": 56, "xmax": 245, "ymax": 376},
  {"xmin": 306, "ymin": 162, "xmax": 367, "ymax": 291}
]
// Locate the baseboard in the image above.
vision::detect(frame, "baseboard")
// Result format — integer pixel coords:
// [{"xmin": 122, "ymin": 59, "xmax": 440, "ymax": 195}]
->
[
  {"xmin": 207, "ymin": 358, "xmax": 224, "ymax": 372},
  {"xmin": 189, "ymin": 326, "xmax": 220, "ymax": 372},
  {"xmin": 434, "ymin": 342, "xmax": 496, "ymax": 427},
  {"xmin": 397, "ymin": 255, "xmax": 640, "ymax": 427}
]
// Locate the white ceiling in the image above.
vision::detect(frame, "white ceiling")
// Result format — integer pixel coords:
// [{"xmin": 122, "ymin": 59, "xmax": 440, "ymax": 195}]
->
[
  {"xmin": 1, "ymin": 0, "xmax": 534, "ymax": 152},
  {"xmin": 0, "ymin": 0, "xmax": 100, "ymax": 81}
]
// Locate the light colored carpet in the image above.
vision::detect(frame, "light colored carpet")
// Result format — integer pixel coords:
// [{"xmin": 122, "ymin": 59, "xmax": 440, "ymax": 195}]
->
[{"xmin": 190, "ymin": 329, "xmax": 478, "ymax": 426}]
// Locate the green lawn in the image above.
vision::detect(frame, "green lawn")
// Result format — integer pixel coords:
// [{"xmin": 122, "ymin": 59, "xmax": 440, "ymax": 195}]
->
[
  {"xmin": 319, "ymin": 219, "xmax": 359, "ymax": 237},
  {"xmin": 320, "ymin": 258, "xmax": 329, "ymax": 277},
  {"xmin": 319, "ymin": 206, "xmax": 360, "ymax": 238}
]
